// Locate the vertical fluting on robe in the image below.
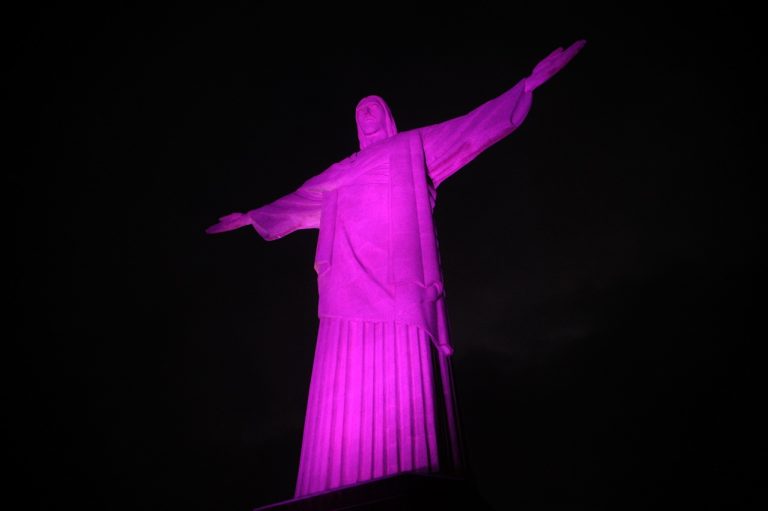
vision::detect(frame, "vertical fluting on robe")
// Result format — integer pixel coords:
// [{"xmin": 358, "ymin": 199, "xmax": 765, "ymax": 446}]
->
[{"xmin": 294, "ymin": 318, "xmax": 443, "ymax": 498}]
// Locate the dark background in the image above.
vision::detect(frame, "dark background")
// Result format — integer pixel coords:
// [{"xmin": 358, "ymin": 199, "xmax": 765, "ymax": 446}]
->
[{"xmin": 9, "ymin": 2, "xmax": 759, "ymax": 510}]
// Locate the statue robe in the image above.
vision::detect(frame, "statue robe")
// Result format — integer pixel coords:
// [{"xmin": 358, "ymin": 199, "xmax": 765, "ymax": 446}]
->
[{"xmin": 248, "ymin": 78, "xmax": 533, "ymax": 497}]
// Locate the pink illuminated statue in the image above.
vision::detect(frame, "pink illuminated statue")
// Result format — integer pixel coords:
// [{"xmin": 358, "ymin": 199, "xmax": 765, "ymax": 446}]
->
[{"xmin": 207, "ymin": 40, "xmax": 585, "ymax": 499}]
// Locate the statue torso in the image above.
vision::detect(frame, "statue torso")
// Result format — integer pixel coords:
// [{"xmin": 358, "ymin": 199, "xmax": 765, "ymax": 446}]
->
[{"xmin": 318, "ymin": 142, "xmax": 394, "ymax": 319}]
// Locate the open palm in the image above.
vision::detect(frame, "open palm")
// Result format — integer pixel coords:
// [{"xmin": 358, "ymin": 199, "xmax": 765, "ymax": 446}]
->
[
  {"xmin": 525, "ymin": 39, "xmax": 586, "ymax": 93},
  {"xmin": 205, "ymin": 212, "xmax": 252, "ymax": 234}
]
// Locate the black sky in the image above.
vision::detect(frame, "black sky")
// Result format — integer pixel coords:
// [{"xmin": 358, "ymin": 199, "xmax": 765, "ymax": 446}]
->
[{"xmin": 9, "ymin": 2, "xmax": 759, "ymax": 510}]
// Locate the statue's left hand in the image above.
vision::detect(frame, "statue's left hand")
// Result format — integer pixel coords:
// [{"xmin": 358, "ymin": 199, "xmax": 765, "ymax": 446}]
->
[
  {"xmin": 524, "ymin": 39, "xmax": 586, "ymax": 93},
  {"xmin": 205, "ymin": 212, "xmax": 252, "ymax": 234}
]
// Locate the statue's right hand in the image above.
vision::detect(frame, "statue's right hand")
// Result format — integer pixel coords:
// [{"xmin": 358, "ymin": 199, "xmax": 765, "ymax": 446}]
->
[{"xmin": 205, "ymin": 212, "xmax": 252, "ymax": 234}]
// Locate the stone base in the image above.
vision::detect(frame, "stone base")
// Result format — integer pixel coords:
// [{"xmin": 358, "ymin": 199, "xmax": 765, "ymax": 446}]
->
[{"xmin": 253, "ymin": 473, "xmax": 494, "ymax": 510}]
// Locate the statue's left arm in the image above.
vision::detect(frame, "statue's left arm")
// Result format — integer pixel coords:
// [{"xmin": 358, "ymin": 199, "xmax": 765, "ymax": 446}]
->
[{"xmin": 420, "ymin": 40, "xmax": 585, "ymax": 189}]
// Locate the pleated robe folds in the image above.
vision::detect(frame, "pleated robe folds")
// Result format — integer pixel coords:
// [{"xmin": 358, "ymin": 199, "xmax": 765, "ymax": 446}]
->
[{"xmin": 248, "ymin": 79, "xmax": 533, "ymax": 497}]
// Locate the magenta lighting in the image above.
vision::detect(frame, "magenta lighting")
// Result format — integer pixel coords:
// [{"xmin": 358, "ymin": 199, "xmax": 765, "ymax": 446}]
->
[{"xmin": 207, "ymin": 40, "xmax": 586, "ymax": 499}]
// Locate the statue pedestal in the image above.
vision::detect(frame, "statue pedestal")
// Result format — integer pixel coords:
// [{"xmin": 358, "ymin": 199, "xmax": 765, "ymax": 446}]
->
[{"xmin": 253, "ymin": 473, "xmax": 494, "ymax": 511}]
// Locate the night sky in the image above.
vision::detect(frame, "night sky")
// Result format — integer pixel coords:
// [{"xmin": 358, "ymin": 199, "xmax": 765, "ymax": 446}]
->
[{"xmin": 10, "ymin": 3, "xmax": 759, "ymax": 510}]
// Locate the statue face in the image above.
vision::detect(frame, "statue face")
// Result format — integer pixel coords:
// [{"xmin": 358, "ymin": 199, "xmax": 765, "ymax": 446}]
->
[{"xmin": 356, "ymin": 101, "xmax": 386, "ymax": 135}]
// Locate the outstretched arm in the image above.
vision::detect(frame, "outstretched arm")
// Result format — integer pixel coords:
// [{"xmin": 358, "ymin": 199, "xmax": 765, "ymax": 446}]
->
[
  {"xmin": 523, "ymin": 40, "xmax": 586, "ymax": 93},
  {"xmin": 420, "ymin": 40, "xmax": 586, "ymax": 189},
  {"xmin": 205, "ymin": 154, "xmax": 358, "ymax": 240},
  {"xmin": 205, "ymin": 186, "xmax": 323, "ymax": 241}
]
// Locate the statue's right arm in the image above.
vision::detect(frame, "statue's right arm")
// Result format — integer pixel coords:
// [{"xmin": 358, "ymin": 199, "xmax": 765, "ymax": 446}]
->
[
  {"xmin": 205, "ymin": 187, "xmax": 323, "ymax": 241},
  {"xmin": 205, "ymin": 212, "xmax": 252, "ymax": 234},
  {"xmin": 205, "ymin": 157, "xmax": 352, "ymax": 240},
  {"xmin": 246, "ymin": 188, "xmax": 323, "ymax": 240}
]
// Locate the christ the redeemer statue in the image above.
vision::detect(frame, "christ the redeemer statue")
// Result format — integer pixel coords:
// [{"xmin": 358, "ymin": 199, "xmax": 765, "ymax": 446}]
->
[{"xmin": 206, "ymin": 40, "xmax": 585, "ymax": 498}]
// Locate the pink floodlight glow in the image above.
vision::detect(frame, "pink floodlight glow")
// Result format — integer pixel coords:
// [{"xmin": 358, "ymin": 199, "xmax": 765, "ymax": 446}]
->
[{"xmin": 206, "ymin": 40, "xmax": 585, "ymax": 499}]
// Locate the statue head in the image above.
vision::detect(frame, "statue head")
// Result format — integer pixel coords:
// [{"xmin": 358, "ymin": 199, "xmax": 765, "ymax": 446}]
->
[{"xmin": 355, "ymin": 95, "xmax": 397, "ymax": 150}]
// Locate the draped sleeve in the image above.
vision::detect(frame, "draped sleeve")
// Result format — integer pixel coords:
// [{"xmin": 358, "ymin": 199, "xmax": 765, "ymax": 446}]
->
[
  {"xmin": 418, "ymin": 78, "xmax": 533, "ymax": 189},
  {"xmin": 246, "ymin": 155, "xmax": 357, "ymax": 241},
  {"xmin": 247, "ymin": 187, "xmax": 323, "ymax": 241}
]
